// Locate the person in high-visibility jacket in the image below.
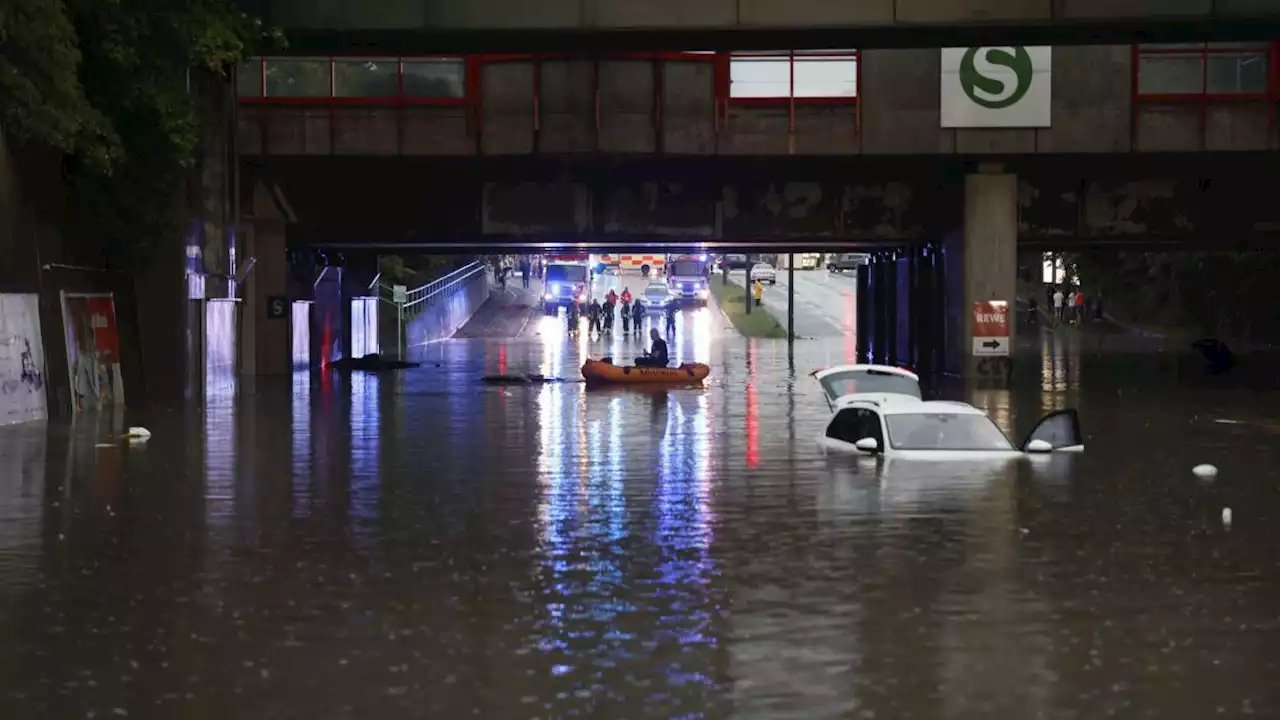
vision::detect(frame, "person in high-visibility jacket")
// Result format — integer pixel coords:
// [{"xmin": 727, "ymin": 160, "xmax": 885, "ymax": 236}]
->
[{"xmin": 752, "ymin": 279, "xmax": 764, "ymax": 307}]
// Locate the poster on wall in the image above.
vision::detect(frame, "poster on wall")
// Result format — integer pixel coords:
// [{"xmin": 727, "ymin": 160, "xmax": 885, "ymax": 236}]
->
[
  {"xmin": 0, "ymin": 293, "xmax": 48, "ymax": 425},
  {"xmin": 61, "ymin": 292, "xmax": 125, "ymax": 412}
]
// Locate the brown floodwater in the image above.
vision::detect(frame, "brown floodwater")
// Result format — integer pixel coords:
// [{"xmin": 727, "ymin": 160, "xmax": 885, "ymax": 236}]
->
[{"xmin": 2, "ymin": 311, "xmax": 1280, "ymax": 719}]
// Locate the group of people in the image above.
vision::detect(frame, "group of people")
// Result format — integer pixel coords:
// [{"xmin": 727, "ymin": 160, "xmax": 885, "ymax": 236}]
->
[
  {"xmin": 565, "ymin": 287, "xmax": 678, "ymax": 338},
  {"xmin": 1048, "ymin": 286, "xmax": 1102, "ymax": 325}
]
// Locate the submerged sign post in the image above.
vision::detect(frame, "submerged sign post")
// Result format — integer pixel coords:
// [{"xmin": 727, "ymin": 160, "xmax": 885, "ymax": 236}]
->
[
  {"xmin": 941, "ymin": 46, "xmax": 1051, "ymax": 128},
  {"xmin": 972, "ymin": 301, "xmax": 1010, "ymax": 357}
]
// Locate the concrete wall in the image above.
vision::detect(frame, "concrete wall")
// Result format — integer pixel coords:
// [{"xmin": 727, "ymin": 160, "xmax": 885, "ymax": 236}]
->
[
  {"xmin": 403, "ymin": 269, "xmax": 489, "ymax": 352},
  {"xmin": 263, "ymin": 0, "xmax": 1280, "ymax": 31},
  {"xmin": 242, "ymin": 45, "xmax": 1280, "ymax": 159},
  {"xmin": 264, "ymin": 155, "xmax": 1280, "ymax": 249}
]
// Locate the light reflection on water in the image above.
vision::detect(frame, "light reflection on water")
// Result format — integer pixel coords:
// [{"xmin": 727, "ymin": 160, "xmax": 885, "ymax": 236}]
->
[{"xmin": 3, "ymin": 326, "xmax": 1280, "ymax": 718}]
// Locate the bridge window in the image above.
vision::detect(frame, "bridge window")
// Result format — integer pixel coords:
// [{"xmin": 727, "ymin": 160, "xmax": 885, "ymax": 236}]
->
[
  {"xmin": 334, "ymin": 58, "xmax": 398, "ymax": 97},
  {"xmin": 729, "ymin": 51, "xmax": 858, "ymax": 101},
  {"xmin": 237, "ymin": 56, "xmax": 469, "ymax": 103},
  {"xmin": 402, "ymin": 59, "xmax": 466, "ymax": 98},
  {"xmin": 1136, "ymin": 42, "xmax": 1271, "ymax": 97},
  {"xmin": 264, "ymin": 58, "xmax": 332, "ymax": 97}
]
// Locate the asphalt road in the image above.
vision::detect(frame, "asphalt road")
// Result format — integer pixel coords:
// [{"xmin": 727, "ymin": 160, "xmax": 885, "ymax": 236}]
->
[{"xmin": 727, "ymin": 268, "xmax": 858, "ymax": 340}]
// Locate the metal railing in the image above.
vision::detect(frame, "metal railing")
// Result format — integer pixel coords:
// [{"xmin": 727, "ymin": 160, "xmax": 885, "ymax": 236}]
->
[{"xmin": 369, "ymin": 261, "xmax": 489, "ymax": 358}]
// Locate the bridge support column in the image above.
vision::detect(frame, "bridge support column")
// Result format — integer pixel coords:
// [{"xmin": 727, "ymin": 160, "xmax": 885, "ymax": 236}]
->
[
  {"xmin": 240, "ymin": 182, "xmax": 291, "ymax": 376},
  {"xmin": 962, "ymin": 171, "xmax": 1018, "ymax": 379},
  {"xmin": 855, "ymin": 260, "xmax": 871, "ymax": 362}
]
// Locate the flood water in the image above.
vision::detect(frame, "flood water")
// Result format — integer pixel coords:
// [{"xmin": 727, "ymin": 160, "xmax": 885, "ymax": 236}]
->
[{"xmin": 3, "ymin": 313, "xmax": 1280, "ymax": 719}]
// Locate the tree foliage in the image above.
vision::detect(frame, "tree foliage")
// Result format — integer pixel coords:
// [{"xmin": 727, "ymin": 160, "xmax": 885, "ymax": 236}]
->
[{"xmin": 0, "ymin": 0, "xmax": 280, "ymax": 265}]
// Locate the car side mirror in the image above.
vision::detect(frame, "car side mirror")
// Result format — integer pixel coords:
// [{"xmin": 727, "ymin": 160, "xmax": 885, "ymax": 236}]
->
[
  {"xmin": 1025, "ymin": 439, "xmax": 1053, "ymax": 454},
  {"xmin": 854, "ymin": 437, "xmax": 879, "ymax": 453}
]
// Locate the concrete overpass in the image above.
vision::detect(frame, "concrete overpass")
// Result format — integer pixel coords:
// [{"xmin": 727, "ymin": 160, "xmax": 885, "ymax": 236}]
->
[
  {"xmin": 228, "ymin": 37, "xmax": 1280, "ymax": 379},
  {"xmin": 244, "ymin": 0, "xmax": 1280, "ymax": 52}
]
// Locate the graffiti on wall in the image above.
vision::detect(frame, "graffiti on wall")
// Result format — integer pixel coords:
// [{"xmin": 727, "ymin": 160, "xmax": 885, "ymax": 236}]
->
[
  {"xmin": 0, "ymin": 294, "xmax": 47, "ymax": 425},
  {"xmin": 61, "ymin": 293, "xmax": 125, "ymax": 412}
]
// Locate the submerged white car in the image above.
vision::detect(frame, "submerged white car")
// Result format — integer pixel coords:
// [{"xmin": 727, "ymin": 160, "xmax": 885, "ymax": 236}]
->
[{"xmin": 814, "ymin": 364, "xmax": 1084, "ymax": 459}]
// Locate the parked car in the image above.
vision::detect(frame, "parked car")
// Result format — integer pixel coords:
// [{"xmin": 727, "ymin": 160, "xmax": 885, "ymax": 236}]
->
[
  {"xmin": 639, "ymin": 282, "xmax": 673, "ymax": 311},
  {"xmin": 827, "ymin": 253, "xmax": 868, "ymax": 273},
  {"xmin": 720, "ymin": 254, "xmax": 751, "ymax": 271},
  {"xmin": 750, "ymin": 263, "xmax": 778, "ymax": 285}
]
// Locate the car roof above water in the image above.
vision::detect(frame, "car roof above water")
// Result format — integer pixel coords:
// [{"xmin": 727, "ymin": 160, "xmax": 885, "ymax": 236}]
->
[{"xmin": 834, "ymin": 394, "xmax": 985, "ymax": 417}]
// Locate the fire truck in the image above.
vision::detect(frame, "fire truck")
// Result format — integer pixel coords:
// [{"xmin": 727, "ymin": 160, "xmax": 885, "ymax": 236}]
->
[
  {"xmin": 664, "ymin": 254, "xmax": 711, "ymax": 306},
  {"xmin": 541, "ymin": 253, "xmax": 592, "ymax": 313}
]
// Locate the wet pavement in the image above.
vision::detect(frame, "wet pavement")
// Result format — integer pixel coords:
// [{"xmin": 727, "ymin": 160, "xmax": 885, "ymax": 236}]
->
[
  {"xmin": 727, "ymin": 268, "xmax": 857, "ymax": 339},
  {"xmin": 3, "ymin": 317, "xmax": 1280, "ymax": 718}
]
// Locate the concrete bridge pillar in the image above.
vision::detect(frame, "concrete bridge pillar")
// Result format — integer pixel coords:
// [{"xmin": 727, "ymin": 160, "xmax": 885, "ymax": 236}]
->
[
  {"xmin": 962, "ymin": 171, "xmax": 1018, "ymax": 379},
  {"xmin": 240, "ymin": 181, "xmax": 291, "ymax": 376}
]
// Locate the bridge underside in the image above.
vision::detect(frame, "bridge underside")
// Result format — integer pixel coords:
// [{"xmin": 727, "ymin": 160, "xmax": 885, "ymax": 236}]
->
[
  {"xmin": 250, "ymin": 0, "xmax": 1280, "ymax": 53},
  {"xmin": 247, "ymin": 155, "xmax": 1280, "ymax": 252}
]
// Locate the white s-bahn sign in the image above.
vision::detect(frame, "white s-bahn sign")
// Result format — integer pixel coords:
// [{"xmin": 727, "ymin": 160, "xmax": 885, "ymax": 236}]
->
[{"xmin": 941, "ymin": 46, "xmax": 1051, "ymax": 128}]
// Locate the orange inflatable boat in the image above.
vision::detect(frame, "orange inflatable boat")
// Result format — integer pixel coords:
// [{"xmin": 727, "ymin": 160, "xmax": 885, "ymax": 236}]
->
[{"xmin": 581, "ymin": 358, "xmax": 711, "ymax": 385}]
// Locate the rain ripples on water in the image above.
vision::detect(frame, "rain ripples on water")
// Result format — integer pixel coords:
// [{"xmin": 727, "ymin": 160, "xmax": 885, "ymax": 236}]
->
[{"xmin": 2, "ymin": 322, "xmax": 1280, "ymax": 719}]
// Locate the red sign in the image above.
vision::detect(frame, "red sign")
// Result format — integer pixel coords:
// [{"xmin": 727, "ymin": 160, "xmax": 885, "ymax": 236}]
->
[{"xmin": 971, "ymin": 301, "xmax": 1009, "ymax": 338}]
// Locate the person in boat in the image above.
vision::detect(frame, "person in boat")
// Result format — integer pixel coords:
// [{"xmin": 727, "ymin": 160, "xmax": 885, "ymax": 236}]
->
[
  {"xmin": 631, "ymin": 299, "xmax": 645, "ymax": 336},
  {"xmin": 620, "ymin": 299, "xmax": 631, "ymax": 333},
  {"xmin": 587, "ymin": 299, "xmax": 602, "ymax": 334},
  {"xmin": 635, "ymin": 328, "xmax": 669, "ymax": 367}
]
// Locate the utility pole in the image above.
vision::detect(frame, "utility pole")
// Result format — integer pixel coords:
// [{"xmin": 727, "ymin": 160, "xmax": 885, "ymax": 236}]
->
[{"xmin": 787, "ymin": 254, "xmax": 795, "ymax": 342}]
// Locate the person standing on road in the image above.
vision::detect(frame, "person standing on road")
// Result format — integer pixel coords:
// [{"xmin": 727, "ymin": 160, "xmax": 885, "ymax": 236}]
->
[
  {"xmin": 1052, "ymin": 287, "xmax": 1065, "ymax": 323},
  {"xmin": 1073, "ymin": 289, "xmax": 1085, "ymax": 324},
  {"xmin": 602, "ymin": 299, "xmax": 614, "ymax": 334},
  {"xmin": 752, "ymin": 279, "xmax": 764, "ymax": 307},
  {"xmin": 665, "ymin": 304, "xmax": 677, "ymax": 335},
  {"xmin": 632, "ymin": 300, "xmax": 645, "ymax": 336},
  {"xmin": 587, "ymin": 299, "xmax": 602, "ymax": 335},
  {"xmin": 520, "ymin": 259, "xmax": 531, "ymax": 288}
]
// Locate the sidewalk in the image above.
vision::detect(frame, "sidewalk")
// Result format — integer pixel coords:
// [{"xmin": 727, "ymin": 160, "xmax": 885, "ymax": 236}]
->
[{"xmin": 453, "ymin": 275, "xmax": 541, "ymax": 339}]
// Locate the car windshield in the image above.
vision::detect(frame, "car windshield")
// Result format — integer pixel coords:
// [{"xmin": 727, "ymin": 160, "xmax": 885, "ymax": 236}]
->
[
  {"xmin": 546, "ymin": 265, "xmax": 587, "ymax": 283},
  {"xmin": 754, "ymin": 264, "xmax": 772, "ymax": 271},
  {"xmin": 645, "ymin": 285, "xmax": 668, "ymax": 298},
  {"xmin": 820, "ymin": 370, "xmax": 922, "ymax": 400},
  {"xmin": 669, "ymin": 261, "xmax": 704, "ymax": 277},
  {"xmin": 885, "ymin": 413, "xmax": 1013, "ymax": 451}
]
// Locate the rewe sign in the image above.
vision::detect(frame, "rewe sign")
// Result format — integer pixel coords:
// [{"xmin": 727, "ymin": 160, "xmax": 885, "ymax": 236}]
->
[{"xmin": 941, "ymin": 46, "xmax": 1051, "ymax": 128}]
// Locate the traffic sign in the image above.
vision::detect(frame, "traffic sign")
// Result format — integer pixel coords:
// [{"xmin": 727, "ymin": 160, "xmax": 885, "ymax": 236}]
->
[
  {"xmin": 392, "ymin": 284, "xmax": 407, "ymax": 305},
  {"xmin": 266, "ymin": 296, "xmax": 288, "ymax": 319},
  {"xmin": 971, "ymin": 300, "xmax": 1010, "ymax": 356}
]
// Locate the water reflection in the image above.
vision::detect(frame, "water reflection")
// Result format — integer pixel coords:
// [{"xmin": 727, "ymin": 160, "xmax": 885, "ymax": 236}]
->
[{"xmin": 3, "ymin": 327, "xmax": 1280, "ymax": 718}]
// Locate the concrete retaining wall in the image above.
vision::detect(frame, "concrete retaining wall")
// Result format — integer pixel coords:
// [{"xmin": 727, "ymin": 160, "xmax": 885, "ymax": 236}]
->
[{"xmin": 404, "ymin": 270, "xmax": 490, "ymax": 354}]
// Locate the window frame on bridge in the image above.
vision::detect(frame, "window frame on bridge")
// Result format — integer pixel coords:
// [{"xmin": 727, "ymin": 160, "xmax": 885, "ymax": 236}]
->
[
  {"xmin": 237, "ymin": 56, "xmax": 471, "ymax": 106},
  {"xmin": 1132, "ymin": 41, "xmax": 1277, "ymax": 101},
  {"xmin": 236, "ymin": 50, "xmax": 862, "ymax": 142},
  {"xmin": 719, "ymin": 50, "xmax": 861, "ymax": 136},
  {"xmin": 1131, "ymin": 40, "xmax": 1279, "ymax": 148}
]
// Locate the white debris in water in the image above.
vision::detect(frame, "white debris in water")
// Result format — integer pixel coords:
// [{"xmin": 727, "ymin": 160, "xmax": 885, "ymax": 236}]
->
[
  {"xmin": 1213, "ymin": 419, "xmax": 1244, "ymax": 425},
  {"xmin": 1192, "ymin": 464, "xmax": 1218, "ymax": 479},
  {"xmin": 1222, "ymin": 507, "xmax": 1233, "ymax": 527}
]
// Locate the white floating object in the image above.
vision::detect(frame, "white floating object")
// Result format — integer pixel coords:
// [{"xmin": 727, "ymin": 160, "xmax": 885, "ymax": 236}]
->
[
  {"xmin": 1192, "ymin": 464, "xmax": 1218, "ymax": 479},
  {"xmin": 125, "ymin": 427, "xmax": 152, "ymax": 444},
  {"xmin": 1213, "ymin": 419, "xmax": 1244, "ymax": 425},
  {"xmin": 1222, "ymin": 507, "xmax": 1233, "ymax": 526}
]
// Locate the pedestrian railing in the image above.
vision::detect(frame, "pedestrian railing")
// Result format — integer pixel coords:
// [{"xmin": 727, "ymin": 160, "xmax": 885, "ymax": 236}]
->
[{"xmin": 369, "ymin": 261, "xmax": 489, "ymax": 358}]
